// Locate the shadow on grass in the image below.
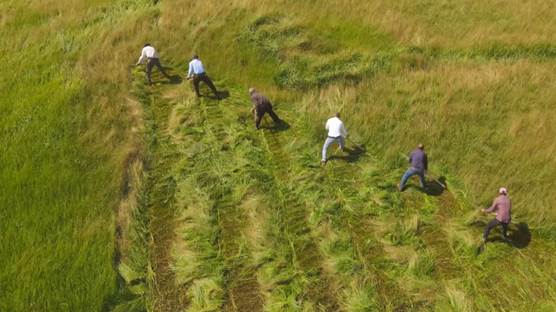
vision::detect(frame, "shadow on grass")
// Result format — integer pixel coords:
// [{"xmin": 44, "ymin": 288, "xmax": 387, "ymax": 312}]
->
[
  {"xmin": 470, "ymin": 220, "xmax": 531, "ymax": 248},
  {"xmin": 214, "ymin": 90, "xmax": 230, "ymax": 100},
  {"xmin": 424, "ymin": 176, "xmax": 447, "ymax": 196},
  {"xmin": 160, "ymin": 74, "xmax": 183, "ymax": 85},
  {"xmin": 269, "ymin": 119, "xmax": 291, "ymax": 133},
  {"xmin": 197, "ymin": 89, "xmax": 230, "ymax": 100},
  {"xmin": 509, "ymin": 222, "xmax": 531, "ymax": 248},
  {"xmin": 327, "ymin": 144, "xmax": 365, "ymax": 163},
  {"xmin": 237, "ymin": 113, "xmax": 291, "ymax": 132}
]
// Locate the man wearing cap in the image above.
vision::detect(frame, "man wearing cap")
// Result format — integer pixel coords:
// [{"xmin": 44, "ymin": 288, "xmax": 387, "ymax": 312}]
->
[
  {"xmin": 187, "ymin": 54, "xmax": 218, "ymax": 97},
  {"xmin": 321, "ymin": 112, "xmax": 347, "ymax": 165},
  {"xmin": 135, "ymin": 43, "xmax": 171, "ymax": 85},
  {"xmin": 398, "ymin": 144, "xmax": 428, "ymax": 191},
  {"xmin": 482, "ymin": 187, "xmax": 512, "ymax": 242},
  {"xmin": 249, "ymin": 88, "xmax": 281, "ymax": 129}
]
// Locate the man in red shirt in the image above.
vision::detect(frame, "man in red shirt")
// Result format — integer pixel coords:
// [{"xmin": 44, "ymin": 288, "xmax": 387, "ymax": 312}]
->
[{"xmin": 482, "ymin": 187, "xmax": 512, "ymax": 243}]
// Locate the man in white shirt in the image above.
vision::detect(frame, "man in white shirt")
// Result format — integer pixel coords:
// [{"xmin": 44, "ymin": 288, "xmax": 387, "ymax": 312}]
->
[
  {"xmin": 135, "ymin": 43, "xmax": 171, "ymax": 85},
  {"xmin": 186, "ymin": 54, "xmax": 218, "ymax": 98},
  {"xmin": 321, "ymin": 112, "xmax": 348, "ymax": 165}
]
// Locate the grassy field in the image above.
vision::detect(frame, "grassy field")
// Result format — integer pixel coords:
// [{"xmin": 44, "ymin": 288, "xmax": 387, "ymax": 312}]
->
[{"xmin": 2, "ymin": 0, "xmax": 556, "ymax": 311}]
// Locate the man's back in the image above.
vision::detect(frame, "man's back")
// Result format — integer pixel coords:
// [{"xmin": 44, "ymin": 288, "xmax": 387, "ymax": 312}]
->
[
  {"xmin": 326, "ymin": 117, "xmax": 346, "ymax": 138},
  {"xmin": 492, "ymin": 195, "xmax": 512, "ymax": 223},
  {"xmin": 251, "ymin": 92, "xmax": 272, "ymax": 111},
  {"xmin": 188, "ymin": 59, "xmax": 205, "ymax": 75},
  {"xmin": 409, "ymin": 148, "xmax": 427, "ymax": 171},
  {"xmin": 142, "ymin": 46, "xmax": 157, "ymax": 58}
]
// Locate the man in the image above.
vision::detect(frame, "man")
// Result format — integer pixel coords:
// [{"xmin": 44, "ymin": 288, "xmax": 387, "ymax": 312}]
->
[
  {"xmin": 249, "ymin": 88, "xmax": 281, "ymax": 129},
  {"xmin": 482, "ymin": 187, "xmax": 512, "ymax": 243},
  {"xmin": 136, "ymin": 43, "xmax": 171, "ymax": 85},
  {"xmin": 187, "ymin": 54, "xmax": 218, "ymax": 97},
  {"xmin": 398, "ymin": 144, "xmax": 428, "ymax": 191},
  {"xmin": 321, "ymin": 112, "xmax": 347, "ymax": 165}
]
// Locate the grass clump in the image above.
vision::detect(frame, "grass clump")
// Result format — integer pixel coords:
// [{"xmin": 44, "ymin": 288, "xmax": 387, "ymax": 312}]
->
[{"xmin": 237, "ymin": 14, "xmax": 391, "ymax": 90}]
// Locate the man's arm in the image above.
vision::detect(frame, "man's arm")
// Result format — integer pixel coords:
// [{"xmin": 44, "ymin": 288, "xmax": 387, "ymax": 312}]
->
[
  {"xmin": 340, "ymin": 123, "xmax": 347, "ymax": 138},
  {"xmin": 484, "ymin": 198, "xmax": 498, "ymax": 213},
  {"xmin": 187, "ymin": 62, "xmax": 193, "ymax": 78},
  {"xmin": 136, "ymin": 49, "xmax": 146, "ymax": 65},
  {"xmin": 250, "ymin": 97, "xmax": 258, "ymax": 113}
]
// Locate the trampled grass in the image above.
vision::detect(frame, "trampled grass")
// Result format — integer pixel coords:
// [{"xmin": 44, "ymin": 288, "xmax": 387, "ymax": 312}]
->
[{"xmin": 3, "ymin": 0, "xmax": 556, "ymax": 311}]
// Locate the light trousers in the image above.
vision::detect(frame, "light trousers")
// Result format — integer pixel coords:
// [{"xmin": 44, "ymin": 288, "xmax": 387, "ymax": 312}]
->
[{"xmin": 322, "ymin": 136, "xmax": 345, "ymax": 161}]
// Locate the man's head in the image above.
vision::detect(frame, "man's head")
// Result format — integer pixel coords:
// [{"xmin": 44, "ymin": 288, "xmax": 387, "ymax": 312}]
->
[
  {"xmin": 192, "ymin": 54, "xmax": 199, "ymax": 60},
  {"xmin": 418, "ymin": 143, "xmax": 425, "ymax": 150},
  {"xmin": 144, "ymin": 43, "xmax": 151, "ymax": 47},
  {"xmin": 499, "ymin": 187, "xmax": 508, "ymax": 195},
  {"xmin": 248, "ymin": 87, "xmax": 256, "ymax": 95},
  {"xmin": 335, "ymin": 112, "xmax": 341, "ymax": 118}
]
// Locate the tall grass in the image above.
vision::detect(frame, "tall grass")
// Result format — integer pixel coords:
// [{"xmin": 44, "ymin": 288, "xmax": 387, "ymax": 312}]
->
[{"xmin": 0, "ymin": 0, "xmax": 154, "ymax": 310}]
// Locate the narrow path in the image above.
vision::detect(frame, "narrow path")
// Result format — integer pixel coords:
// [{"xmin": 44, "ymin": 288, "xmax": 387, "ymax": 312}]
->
[
  {"xmin": 260, "ymin": 127, "xmax": 342, "ymax": 311},
  {"xmin": 137, "ymin": 84, "xmax": 188, "ymax": 311},
  {"xmin": 198, "ymin": 95, "xmax": 265, "ymax": 312}
]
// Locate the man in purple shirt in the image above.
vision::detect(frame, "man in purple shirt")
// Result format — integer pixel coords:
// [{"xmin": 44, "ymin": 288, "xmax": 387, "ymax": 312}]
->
[
  {"xmin": 398, "ymin": 144, "xmax": 428, "ymax": 191},
  {"xmin": 482, "ymin": 187, "xmax": 512, "ymax": 242}
]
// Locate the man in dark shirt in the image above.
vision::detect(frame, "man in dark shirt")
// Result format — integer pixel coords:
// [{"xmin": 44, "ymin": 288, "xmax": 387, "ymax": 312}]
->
[
  {"xmin": 249, "ymin": 88, "xmax": 281, "ymax": 129},
  {"xmin": 398, "ymin": 144, "xmax": 428, "ymax": 191}
]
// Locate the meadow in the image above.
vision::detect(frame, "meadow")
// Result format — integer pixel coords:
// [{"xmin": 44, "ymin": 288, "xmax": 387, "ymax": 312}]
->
[{"xmin": 2, "ymin": 0, "xmax": 556, "ymax": 311}]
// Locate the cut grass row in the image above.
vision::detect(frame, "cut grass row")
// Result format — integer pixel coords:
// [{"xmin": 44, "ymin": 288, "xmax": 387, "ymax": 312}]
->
[{"xmin": 166, "ymin": 79, "xmax": 551, "ymax": 310}]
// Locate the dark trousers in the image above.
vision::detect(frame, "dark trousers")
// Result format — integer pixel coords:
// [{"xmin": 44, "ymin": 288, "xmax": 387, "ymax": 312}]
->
[
  {"xmin": 255, "ymin": 109, "xmax": 280, "ymax": 129},
  {"xmin": 146, "ymin": 58, "xmax": 170, "ymax": 83},
  {"xmin": 192, "ymin": 73, "xmax": 217, "ymax": 96},
  {"xmin": 483, "ymin": 218, "xmax": 509, "ymax": 241}
]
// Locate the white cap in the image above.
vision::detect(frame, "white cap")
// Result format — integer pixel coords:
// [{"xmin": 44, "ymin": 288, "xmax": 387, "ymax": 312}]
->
[{"xmin": 499, "ymin": 187, "xmax": 508, "ymax": 195}]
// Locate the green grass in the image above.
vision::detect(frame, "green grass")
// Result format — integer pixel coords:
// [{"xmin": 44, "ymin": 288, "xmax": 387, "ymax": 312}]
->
[
  {"xmin": 0, "ymin": 0, "xmax": 154, "ymax": 310},
  {"xmin": 3, "ymin": 0, "xmax": 556, "ymax": 311}
]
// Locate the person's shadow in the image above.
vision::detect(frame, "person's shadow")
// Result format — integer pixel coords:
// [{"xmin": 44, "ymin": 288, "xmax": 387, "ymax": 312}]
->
[
  {"xmin": 508, "ymin": 222, "xmax": 531, "ymax": 248},
  {"xmin": 424, "ymin": 176, "xmax": 447, "ymax": 196},
  {"xmin": 210, "ymin": 90, "xmax": 230, "ymax": 100},
  {"xmin": 470, "ymin": 220, "xmax": 531, "ymax": 248},
  {"xmin": 327, "ymin": 144, "xmax": 365, "ymax": 163},
  {"xmin": 269, "ymin": 119, "xmax": 291, "ymax": 132},
  {"xmin": 237, "ymin": 113, "xmax": 291, "ymax": 132},
  {"xmin": 167, "ymin": 74, "xmax": 183, "ymax": 84}
]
